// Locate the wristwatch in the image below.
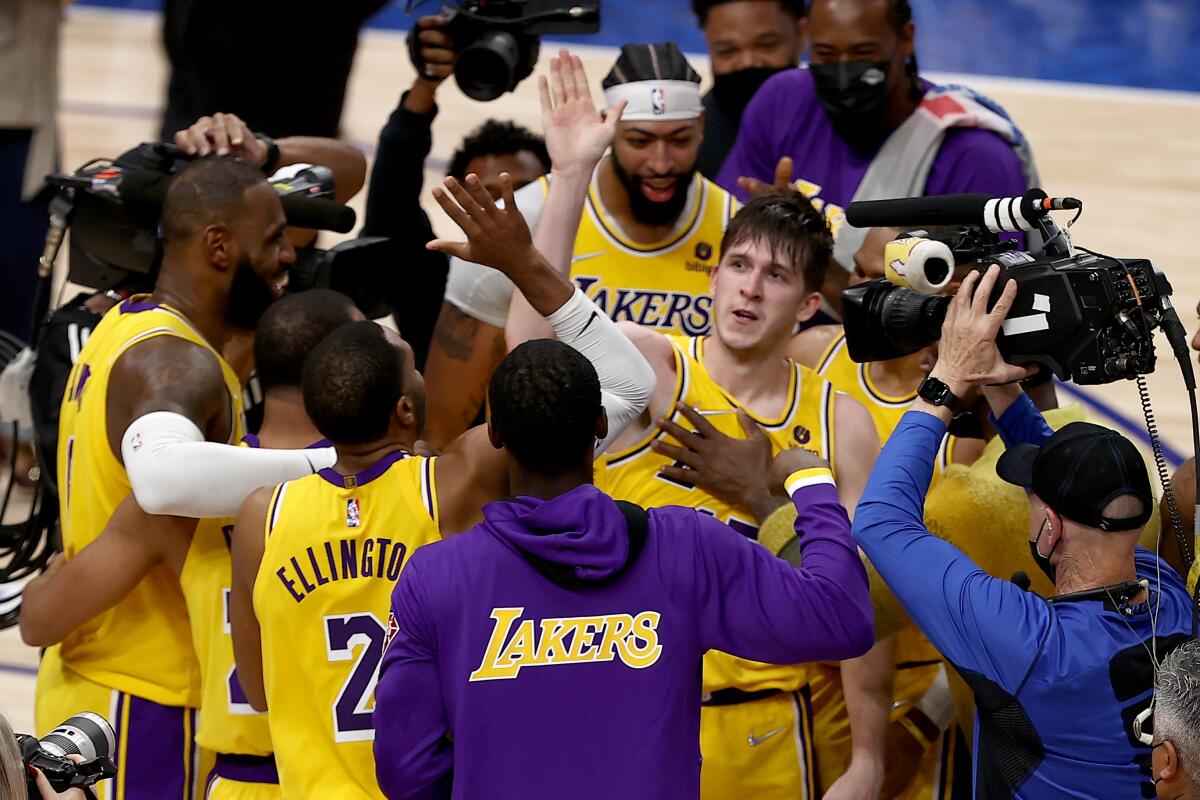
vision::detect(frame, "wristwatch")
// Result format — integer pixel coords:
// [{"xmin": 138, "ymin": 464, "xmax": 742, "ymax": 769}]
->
[
  {"xmin": 917, "ymin": 376, "xmax": 962, "ymax": 412},
  {"xmin": 255, "ymin": 133, "xmax": 281, "ymax": 176}
]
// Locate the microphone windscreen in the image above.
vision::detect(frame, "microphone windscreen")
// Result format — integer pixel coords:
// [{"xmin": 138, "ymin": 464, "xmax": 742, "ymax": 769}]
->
[{"xmin": 280, "ymin": 196, "xmax": 357, "ymax": 233}]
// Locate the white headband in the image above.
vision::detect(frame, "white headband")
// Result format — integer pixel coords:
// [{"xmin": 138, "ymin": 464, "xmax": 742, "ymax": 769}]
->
[{"xmin": 603, "ymin": 79, "xmax": 703, "ymax": 122}]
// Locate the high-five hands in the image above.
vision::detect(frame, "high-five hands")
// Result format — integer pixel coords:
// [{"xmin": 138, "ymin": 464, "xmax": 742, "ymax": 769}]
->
[
  {"xmin": 931, "ymin": 264, "xmax": 1037, "ymax": 392},
  {"xmin": 538, "ymin": 48, "xmax": 626, "ymax": 176},
  {"xmin": 428, "ymin": 174, "xmax": 534, "ymax": 277}
]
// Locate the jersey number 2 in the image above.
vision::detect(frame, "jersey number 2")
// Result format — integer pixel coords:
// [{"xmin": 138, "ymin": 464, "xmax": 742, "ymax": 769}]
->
[{"xmin": 324, "ymin": 613, "xmax": 387, "ymax": 743}]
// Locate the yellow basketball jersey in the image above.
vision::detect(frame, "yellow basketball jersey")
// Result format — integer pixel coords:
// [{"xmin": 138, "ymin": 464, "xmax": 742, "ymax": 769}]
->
[
  {"xmin": 180, "ymin": 437, "xmax": 272, "ymax": 757},
  {"xmin": 254, "ymin": 452, "xmax": 440, "ymax": 800},
  {"xmin": 600, "ymin": 334, "xmax": 836, "ymax": 693},
  {"xmin": 542, "ymin": 170, "xmax": 737, "ymax": 336},
  {"xmin": 814, "ymin": 330, "xmax": 954, "ymax": 478},
  {"xmin": 55, "ymin": 297, "xmax": 244, "ymax": 707}
]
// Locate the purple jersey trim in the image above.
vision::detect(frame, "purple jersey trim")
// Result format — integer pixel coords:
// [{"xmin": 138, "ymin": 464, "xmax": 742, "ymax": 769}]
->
[
  {"xmin": 241, "ymin": 434, "xmax": 261, "ymax": 449},
  {"xmin": 209, "ymin": 753, "xmax": 279, "ymax": 785},
  {"xmin": 317, "ymin": 449, "xmax": 407, "ymax": 488},
  {"xmin": 120, "ymin": 298, "xmax": 161, "ymax": 314}
]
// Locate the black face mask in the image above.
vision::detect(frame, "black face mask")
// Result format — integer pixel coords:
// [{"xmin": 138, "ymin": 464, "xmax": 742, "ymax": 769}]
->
[
  {"xmin": 712, "ymin": 65, "xmax": 790, "ymax": 123},
  {"xmin": 228, "ymin": 256, "xmax": 278, "ymax": 330},
  {"xmin": 809, "ymin": 59, "xmax": 893, "ymax": 153},
  {"xmin": 610, "ymin": 152, "xmax": 693, "ymax": 227},
  {"xmin": 1029, "ymin": 519, "xmax": 1058, "ymax": 583}
]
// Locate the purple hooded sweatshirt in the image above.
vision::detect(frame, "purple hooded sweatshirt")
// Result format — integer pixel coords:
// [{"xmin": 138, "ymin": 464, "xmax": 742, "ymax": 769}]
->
[{"xmin": 374, "ymin": 474, "xmax": 872, "ymax": 800}]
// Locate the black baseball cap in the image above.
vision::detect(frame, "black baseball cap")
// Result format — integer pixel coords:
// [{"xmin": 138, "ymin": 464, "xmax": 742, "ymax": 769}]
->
[{"xmin": 995, "ymin": 421, "xmax": 1153, "ymax": 532}]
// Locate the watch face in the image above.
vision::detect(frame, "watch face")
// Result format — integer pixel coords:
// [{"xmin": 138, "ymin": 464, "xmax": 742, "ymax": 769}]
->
[{"xmin": 920, "ymin": 378, "xmax": 950, "ymax": 405}]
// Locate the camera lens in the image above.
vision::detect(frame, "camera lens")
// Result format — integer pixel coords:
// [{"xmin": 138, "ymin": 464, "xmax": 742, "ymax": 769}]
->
[
  {"xmin": 40, "ymin": 712, "xmax": 116, "ymax": 762},
  {"xmin": 841, "ymin": 280, "xmax": 949, "ymax": 363},
  {"xmin": 456, "ymin": 31, "xmax": 524, "ymax": 101}
]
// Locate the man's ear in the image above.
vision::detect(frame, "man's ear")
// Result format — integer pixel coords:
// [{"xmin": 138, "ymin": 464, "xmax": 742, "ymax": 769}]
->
[
  {"xmin": 203, "ymin": 225, "xmax": 234, "ymax": 271},
  {"xmin": 795, "ymin": 289, "xmax": 823, "ymax": 325},
  {"xmin": 487, "ymin": 417, "xmax": 503, "ymax": 451},
  {"xmin": 595, "ymin": 407, "xmax": 609, "ymax": 444},
  {"xmin": 1161, "ymin": 739, "xmax": 1182, "ymax": 782},
  {"xmin": 396, "ymin": 395, "xmax": 417, "ymax": 430}
]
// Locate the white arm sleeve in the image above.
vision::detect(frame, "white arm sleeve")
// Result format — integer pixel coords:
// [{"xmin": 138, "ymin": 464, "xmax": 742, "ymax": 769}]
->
[
  {"xmin": 442, "ymin": 181, "xmax": 548, "ymax": 327},
  {"xmin": 121, "ymin": 411, "xmax": 337, "ymax": 518},
  {"xmin": 545, "ymin": 288, "xmax": 656, "ymax": 455}
]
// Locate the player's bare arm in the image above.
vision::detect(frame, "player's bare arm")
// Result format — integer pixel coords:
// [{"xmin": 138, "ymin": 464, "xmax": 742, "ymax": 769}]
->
[
  {"xmin": 106, "ymin": 335, "xmax": 232, "ymax": 461},
  {"xmin": 229, "ymin": 485, "xmax": 273, "ymax": 712},
  {"xmin": 423, "ymin": 302, "xmax": 506, "ymax": 450},
  {"xmin": 20, "ymin": 495, "xmax": 197, "ymax": 648},
  {"xmin": 787, "ymin": 323, "xmax": 843, "ymax": 369},
  {"xmin": 831, "ymin": 392, "xmax": 880, "ymax": 516}
]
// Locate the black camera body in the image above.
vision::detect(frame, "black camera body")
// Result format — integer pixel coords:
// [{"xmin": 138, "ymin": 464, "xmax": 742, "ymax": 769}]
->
[
  {"xmin": 841, "ymin": 192, "xmax": 1173, "ymax": 385},
  {"xmin": 45, "ymin": 144, "xmax": 393, "ymax": 317},
  {"xmin": 16, "ymin": 713, "xmax": 117, "ymax": 800},
  {"xmin": 432, "ymin": 0, "xmax": 600, "ymax": 101}
]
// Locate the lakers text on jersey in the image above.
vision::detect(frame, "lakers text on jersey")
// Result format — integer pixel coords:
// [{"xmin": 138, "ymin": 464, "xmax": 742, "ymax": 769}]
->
[{"xmin": 540, "ymin": 171, "xmax": 738, "ymax": 337}]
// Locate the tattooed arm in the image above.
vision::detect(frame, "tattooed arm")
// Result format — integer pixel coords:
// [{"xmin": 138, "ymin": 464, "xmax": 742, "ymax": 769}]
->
[
  {"xmin": 422, "ymin": 302, "xmax": 507, "ymax": 450},
  {"xmin": 106, "ymin": 335, "xmax": 333, "ymax": 517}
]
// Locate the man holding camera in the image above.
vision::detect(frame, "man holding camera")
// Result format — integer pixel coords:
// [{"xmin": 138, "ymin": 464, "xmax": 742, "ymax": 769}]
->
[
  {"xmin": 853, "ymin": 264, "xmax": 1194, "ymax": 798},
  {"xmin": 363, "ymin": 14, "xmax": 550, "ymax": 379}
]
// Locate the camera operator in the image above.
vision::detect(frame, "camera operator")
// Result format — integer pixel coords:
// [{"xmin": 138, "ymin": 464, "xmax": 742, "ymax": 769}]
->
[
  {"xmin": 1150, "ymin": 639, "xmax": 1200, "ymax": 799},
  {"xmin": 361, "ymin": 14, "xmax": 549, "ymax": 373},
  {"xmin": 853, "ymin": 264, "xmax": 1195, "ymax": 798},
  {"xmin": 0, "ymin": 714, "xmax": 85, "ymax": 800},
  {"xmin": 690, "ymin": 0, "xmax": 804, "ymax": 179},
  {"xmin": 718, "ymin": 0, "xmax": 1036, "ymax": 314}
]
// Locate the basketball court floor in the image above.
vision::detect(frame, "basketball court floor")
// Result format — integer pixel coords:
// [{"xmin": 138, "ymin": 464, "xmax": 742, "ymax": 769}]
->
[{"xmin": 3, "ymin": 4, "xmax": 1199, "ymax": 734}]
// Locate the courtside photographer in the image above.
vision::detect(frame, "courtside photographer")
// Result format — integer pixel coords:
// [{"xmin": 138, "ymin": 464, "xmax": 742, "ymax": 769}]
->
[{"xmin": 853, "ymin": 262, "xmax": 1194, "ymax": 798}]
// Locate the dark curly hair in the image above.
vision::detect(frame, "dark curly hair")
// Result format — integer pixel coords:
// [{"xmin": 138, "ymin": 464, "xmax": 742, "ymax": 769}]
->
[
  {"xmin": 691, "ymin": 0, "xmax": 805, "ymax": 26},
  {"xmin": 303, "ymin": 321, "xmax": 405, "ymax": 446},
  {"xmin": 488, "ymin": 339, "xmax": 602, "ymax": 475},
  {"xmin": 255, "ymin": 289, "xmax": 359, "ymax": 392},
  {"xmin": 446, "ymin": 120, "xmax": 550, "ymax": 181},
  {"xmin": 720, "ymin": 189, "xmax": 833, "ymax": 291}
]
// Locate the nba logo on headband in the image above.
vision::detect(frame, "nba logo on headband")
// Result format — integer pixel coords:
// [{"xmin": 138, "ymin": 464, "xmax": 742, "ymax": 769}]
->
[{"xmin": 651, "ymin": 87, "xmax": 665, "ymax": 116}]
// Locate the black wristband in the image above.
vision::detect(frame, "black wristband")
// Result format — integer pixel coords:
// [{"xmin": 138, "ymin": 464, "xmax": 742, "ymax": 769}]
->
[{"xmin": 256, "ymin": 133, "xmax": 281, "ymax": 175}]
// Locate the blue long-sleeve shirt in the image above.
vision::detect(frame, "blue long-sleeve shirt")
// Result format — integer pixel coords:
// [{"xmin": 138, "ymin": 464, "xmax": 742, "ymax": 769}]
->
[{"xmin": 853, "ymin": 396, "xmax": 1194, "ymax": 799}]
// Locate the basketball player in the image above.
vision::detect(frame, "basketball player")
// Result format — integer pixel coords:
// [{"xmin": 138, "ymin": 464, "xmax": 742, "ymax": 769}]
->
[
  {"xmin": 228, "ymin": 94, "xmax": 657, "ymax": 795},
  {"xmin": 373, "ymin": 341, "xmax": 873, "ymax": 799},
  {"xmin": 21, "ymin": 290, "xmax": 362, "ymax": 799},
  {"xmin": 36, "ymin": 158, "xmax": 346, "ymax": 800},
  {"xmin": 505, "ymin": 54, "xmax": 881, "ymax": 800},
  {"xmin": 425, "ymin": 41, "xmax": 739, "ymax": 447}
]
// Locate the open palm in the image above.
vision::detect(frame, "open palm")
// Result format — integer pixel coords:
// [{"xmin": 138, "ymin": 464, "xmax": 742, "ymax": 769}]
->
[{"xmin": 538, "ymin": 48, "xmax": 626, "ymax": 175}]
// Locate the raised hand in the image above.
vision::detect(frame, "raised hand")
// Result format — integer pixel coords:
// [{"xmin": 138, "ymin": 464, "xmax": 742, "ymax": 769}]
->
[
  {"xmin": 174, "ymin": 112, "xmax": 267, "ymax": 165},
  {"xmin": 538, "ymin": 48, "xmax": 627, "ymax": 177},
  {"xmin": 737, "ymin": 156, "xmax": 795, "ymax": 198},
  {"xmin": 932, "ymin": 264, "xmax": 1036, "ymax": 391},
  {"xmin": 428, "ymin": 173, "xmax": 535, "ymax": 277}
]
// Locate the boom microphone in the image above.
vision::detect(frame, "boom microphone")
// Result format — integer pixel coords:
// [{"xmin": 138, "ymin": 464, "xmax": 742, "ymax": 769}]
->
[
  {"xmin": 279, "ymin": 195, "xmax": 356, "ymax": 233},
  {"xmin": 847, "ymin": 189, "xmax": 1081, "ymax": 234}
]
